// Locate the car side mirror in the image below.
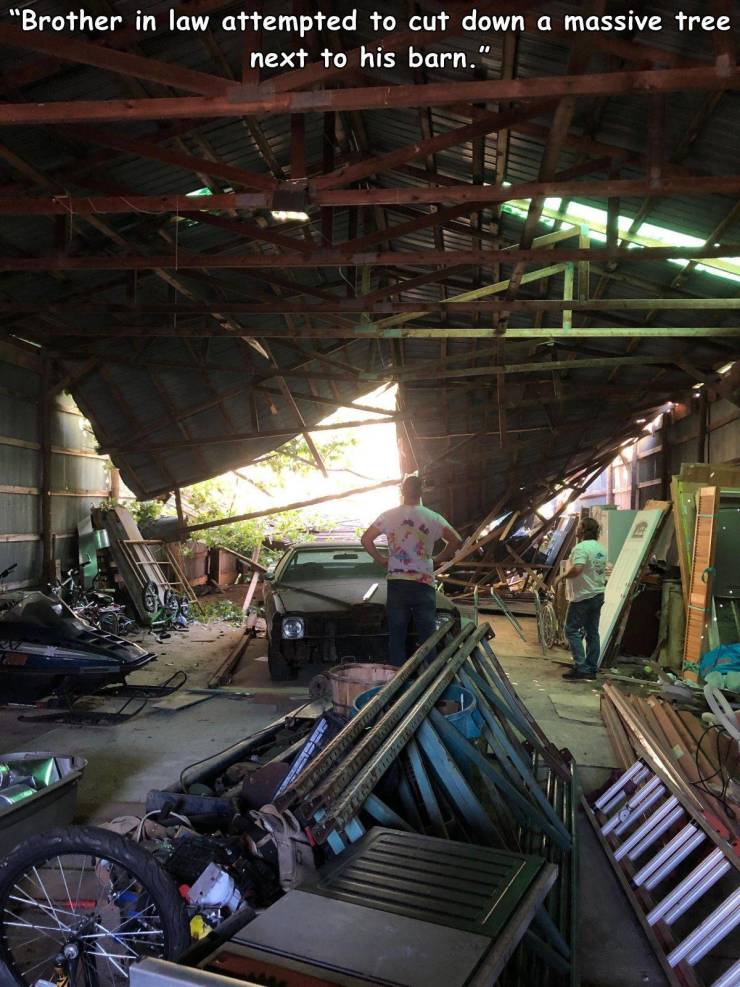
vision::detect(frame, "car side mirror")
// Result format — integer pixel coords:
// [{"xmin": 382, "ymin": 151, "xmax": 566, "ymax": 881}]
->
[{"xmin": 264, "ymin": 569, "xmax": 275, "ymax": 581}]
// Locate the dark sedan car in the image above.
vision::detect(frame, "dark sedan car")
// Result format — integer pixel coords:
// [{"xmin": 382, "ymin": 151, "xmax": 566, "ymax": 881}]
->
[{"xmin": 262, "ymin": 542, "xmax": 460, "ymax": 679}]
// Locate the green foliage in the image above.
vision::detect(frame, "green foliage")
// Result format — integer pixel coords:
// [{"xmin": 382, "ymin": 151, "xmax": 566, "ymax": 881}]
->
[
  {"xmin": 197, "ymin": 599, "xmax": 246, "ymax": 624},
  {"xmin": 198, "ymin": 510, "xmax": 327, "ymax": 566},
  {"xmin": 129, "ymin": 431, "xmax": 352, "ymax": 565},
  {"xmin": 259, "ymin": 435, "xmax": 358, "ymax": 476},
  {"xmin": 130, "ymin": 500, "xmax": 165, "ymax": 526}
]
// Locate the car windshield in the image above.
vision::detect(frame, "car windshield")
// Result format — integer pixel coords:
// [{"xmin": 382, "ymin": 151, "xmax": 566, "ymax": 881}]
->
[{"xmin": 278, "ymin": 548, "xmax": 387, "ymax": 582}]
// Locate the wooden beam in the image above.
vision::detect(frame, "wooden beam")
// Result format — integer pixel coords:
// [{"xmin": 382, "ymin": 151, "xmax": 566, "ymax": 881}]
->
[
  {"xmin": 101, "ymin": 414, "xmax": 402, "ymax": 454},
  {"xmin": 62, "ymin": 125, "xmax": 278, "ymax": 192},
  {"xmin": 0, "ymin": 23, "xmax": 235, "ymax": 96},
  {"xmin": 185, "ymin": 477, "xmax": 404, "ymax": 534},
  {"xmin": 312, "ymin": 100, "xmax": 553, "ymax": 191},
  {"xmin": 2, "ymin": 242, "xmax": 738, "ymax": 273},
  {"xmin": 12, "ymin": 326, "xmax": 740, "ymax": 342},
  {"xmin": 0, "ymin": 66, "xmax": 735, "ymax": 125},
  {"xmin": 5, "ymin": 174, "xmax": 740, "ymax": 214},
  {"xmin": 15, "ymin": 296, "xmax": 740, "ymax": 319},
  {"xmin": 39, "ymin": 359, "xmax": 53, "ymax": 583}
]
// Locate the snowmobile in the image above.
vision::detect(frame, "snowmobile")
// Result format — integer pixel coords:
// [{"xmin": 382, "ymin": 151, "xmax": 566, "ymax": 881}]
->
[{"xmin": 0, "ymin": 571, "xmax": 156, "ymax": 701}]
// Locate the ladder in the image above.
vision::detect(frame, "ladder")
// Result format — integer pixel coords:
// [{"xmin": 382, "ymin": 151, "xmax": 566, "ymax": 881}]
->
[{"xmin": 586, "ymin": 758, "xmax": 740, "ymax": 987}]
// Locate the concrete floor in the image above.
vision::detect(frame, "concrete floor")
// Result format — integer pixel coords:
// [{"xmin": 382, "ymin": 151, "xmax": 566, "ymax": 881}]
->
[{"xmin": 0, "ymin": 600, "xmax": 666, "ymax": 986}]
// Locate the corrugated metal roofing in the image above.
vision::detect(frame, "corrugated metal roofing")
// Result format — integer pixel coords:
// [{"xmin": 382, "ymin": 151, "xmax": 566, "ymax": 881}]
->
[{"xmin": 0, "ymin": 0, "xmax": 738, "ymax": 523}]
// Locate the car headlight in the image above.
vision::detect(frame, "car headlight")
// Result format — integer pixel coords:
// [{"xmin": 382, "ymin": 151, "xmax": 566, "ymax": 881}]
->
[
  {"xmin": 282, "ymin": 616, "xmax": 305, "ymax": 640},
  {"xmin": 435, "ymin": 612, "xmax": 453, "ymax": 630}
]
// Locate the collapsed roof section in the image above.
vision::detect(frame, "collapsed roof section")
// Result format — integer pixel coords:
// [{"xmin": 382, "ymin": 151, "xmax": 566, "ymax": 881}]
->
[{"xmin": 0, "ymin": 0, "xmax": 737, "ymax": 520}]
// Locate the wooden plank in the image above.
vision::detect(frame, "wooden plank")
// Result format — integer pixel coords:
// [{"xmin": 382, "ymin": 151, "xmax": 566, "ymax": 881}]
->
[
  {"xmin": 0, "ymin": 66, "xmax": 734, "ymax": 124},
  {"xmin": 186, "ymin": 477, "xmax": 403, "ymax": 535},
  {"xmin": 207, "ymin": 617, "xmax": 256, "ymax": 688},
  {"xmin": 681, "ymin": 485, "xmax": 720, "ymax": 682}
]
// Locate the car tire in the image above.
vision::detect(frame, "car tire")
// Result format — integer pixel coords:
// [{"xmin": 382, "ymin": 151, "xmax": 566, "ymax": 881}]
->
[{"xmin": 267, "ymin": 643, "xmax": 295, "ymax": 681}]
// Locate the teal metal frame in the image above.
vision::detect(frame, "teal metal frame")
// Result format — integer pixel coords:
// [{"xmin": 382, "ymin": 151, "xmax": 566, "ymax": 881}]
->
[{"xmin": 274, "ymin": 623, "xmax": 578, "ymax": 986}]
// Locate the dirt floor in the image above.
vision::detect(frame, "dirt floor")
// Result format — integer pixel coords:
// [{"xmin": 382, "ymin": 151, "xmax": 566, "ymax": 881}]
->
[{"xmin": 0, "ymin": 590, "xmax": 666, "ymax": 986}]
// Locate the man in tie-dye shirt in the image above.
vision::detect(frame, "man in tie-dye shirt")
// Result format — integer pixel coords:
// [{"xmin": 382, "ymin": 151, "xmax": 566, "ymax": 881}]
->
[{"xmin": 361, "ymin": 475, "xmax": 462, "ymax": 666}]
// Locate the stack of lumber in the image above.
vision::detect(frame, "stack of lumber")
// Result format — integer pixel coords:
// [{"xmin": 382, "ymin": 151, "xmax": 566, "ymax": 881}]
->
[{"xmin": 601, "ymin": 682, "xmax": 739, "ymax": 842}]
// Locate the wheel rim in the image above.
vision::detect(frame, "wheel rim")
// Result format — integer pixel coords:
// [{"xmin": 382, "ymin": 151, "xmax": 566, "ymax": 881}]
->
[
  {"xmin": 164, "ymin": 592, "xmax": 179, "ymax": 620},
  {"xmin": 1, "ymin": 851, "xmax": 170, "ymax": 985},
  {"xmin": 142, "ymin": 582, "xmax": 158, "ymax": 614}
]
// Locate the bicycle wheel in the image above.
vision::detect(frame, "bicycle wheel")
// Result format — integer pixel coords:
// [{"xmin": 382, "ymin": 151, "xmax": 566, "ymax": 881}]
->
[
  {"xmin": 142, "ymin": 581, "xmax": 159, "ymax": 615},
  {"xmin": 542, "ymin": 602, "xmax": 558, "ymax": 650},
  {"xmin": 0, "ymin": 826, "xmax": 190, "ymax": 986},
  {"xmin": 163, "ymin": 590, "xmax": 179, "ymax": 623}
]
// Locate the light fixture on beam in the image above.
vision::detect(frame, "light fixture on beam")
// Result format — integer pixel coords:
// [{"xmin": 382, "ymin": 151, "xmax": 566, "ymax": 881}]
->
[{"xmin": 271, "ymin": 210, "xmax": 310, "ymax": 222}]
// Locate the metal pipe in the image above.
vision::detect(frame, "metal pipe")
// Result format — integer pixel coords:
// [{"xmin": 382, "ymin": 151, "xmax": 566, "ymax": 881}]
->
[
  {"xmin": 610, "ymin": 780, "xmax": 667, "ymax": 837},
  {"xmin": 273, "ymin": 619, "xmax": 461, "ymax": 810},
  {"xmin": 663, "ymin": 859, "xmax": 732, "ymax": 925},
  {"xmin": 614, "ymin": 796, "xmax": 679, "ymax": 860},
  {"xmin": 687, "ymin": 905, "xmax": 740, "ymax": 967},
  {"xmin": 667, "ymin": 887, "xmax": 740, "ymax": 967},
  {"xmin": 647, "ymin": 848, "xmax": 725, "ymax": 925},
  {"xmin": 710, "ymin": 957, "xmax": 740, "ymax": 987},
  {"xmin": 458, "ymin": 668, "xmax": 571, "ymax": 846},
  {"xmin": 601, "ymin": 775, "xmax": 660, "ymax": 836},
  {"xmin": 310, "ymin": 628, "xmax": 485, "ymax": 842},
  {"xmin": 627, "ymin": 804, "xmax": 685, "ymax": 861},
  {"xmin": 301, "ymin": 625, "xmax": 482, "ymax": 815},
  {"xmin": 632, "ymin": 824, "xmax": 698, "ymax": 886},
  {"xmin": 644, "ymin": 830, "xmax": 706, "ymax": 891},
  {"xmin": 600, "ymin": 766, "xmax": 651, "ymax": 815}
]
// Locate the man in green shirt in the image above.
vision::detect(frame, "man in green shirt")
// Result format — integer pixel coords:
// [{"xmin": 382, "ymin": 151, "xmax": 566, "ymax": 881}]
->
[{"xmin": 552, "ymin": 517, "xmax": 607, "ymax": 682}]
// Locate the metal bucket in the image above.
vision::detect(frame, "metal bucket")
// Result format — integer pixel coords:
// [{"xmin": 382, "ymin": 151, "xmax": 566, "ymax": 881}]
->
[
  {"xmin": 327, "ymin": 662, "xmax": 397, "ymax": 717},
  {"xmin": 353, "ymin": 683, "xmax": 480, "ymax": 739}
]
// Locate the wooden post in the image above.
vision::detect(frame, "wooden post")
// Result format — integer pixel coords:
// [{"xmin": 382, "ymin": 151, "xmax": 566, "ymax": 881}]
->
[
  {"xmin": 578, "ymin": 223, "xmax": 590, "ymax": 300},
  {"xmin": 562, "ymin": 261, "xmax": 574, "ymax": 330},
  {"xmin": 628, "ymin": 444, "xmax": 638, "ymax": 510},
  {"xmin": 697, "ymin": 390, "xmax": 709, "ymax": 463},
  {"xmin": 174, "ymin": 487, "xmax": 185, "ymax": 526},
  {"xmin": 242, "ymin": 543, "xmax": 262, "ymax": 614},
  {"xmin": 39, "ymin": 359, "xmax": 54, "ymax": 584},
  {"xmin": 660, "ymin": 414, "xmax": 671, "ymax": 500}
]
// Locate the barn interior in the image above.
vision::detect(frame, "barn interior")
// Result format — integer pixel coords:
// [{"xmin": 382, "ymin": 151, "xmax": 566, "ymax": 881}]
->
[{"xmin": 0, "ymin": 4, "xmax": 739, "ymax": 987}]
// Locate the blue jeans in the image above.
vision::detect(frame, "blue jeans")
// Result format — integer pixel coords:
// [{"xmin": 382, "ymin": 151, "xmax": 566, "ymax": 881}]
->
[
  {"xmin": 386, "ymin": 579, "xmax": 437, "ymax": 667},
  {"xmin": 564, "ymin": 593, "xmax": 604, "ymax": 673}
]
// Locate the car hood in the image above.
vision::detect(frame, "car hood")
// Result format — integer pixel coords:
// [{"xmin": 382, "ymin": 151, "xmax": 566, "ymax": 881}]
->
[{"xmin": 272, "ymin": 579, "xmax": 455, "ymax": 614}]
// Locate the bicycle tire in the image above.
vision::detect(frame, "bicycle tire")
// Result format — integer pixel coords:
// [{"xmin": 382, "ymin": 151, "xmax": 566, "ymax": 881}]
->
[
  {"xmin": 0, "ymin": 825, "xmax": 190, "ymax": 985},
  {"xmin": 142, "ymin": 580, "xmax": 159, "ymax": 615},
  {"xmin": 542, "ymin": 602, "xmax": 558, "ymax": 650}
]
